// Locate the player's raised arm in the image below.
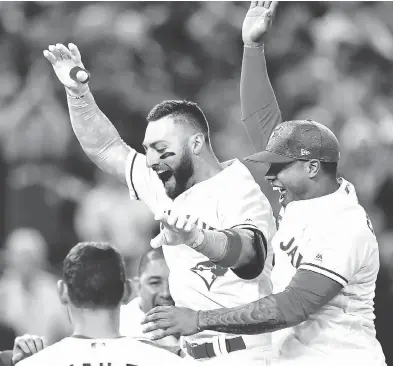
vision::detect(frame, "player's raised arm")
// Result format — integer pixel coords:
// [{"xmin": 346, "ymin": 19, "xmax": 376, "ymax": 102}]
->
[
  {"xmin": 241, "ymin": 1, "xmax": 282, "ymax": 152},
  {"xmin": 43, "ymin": 43, "xmax": 130, "ymax": 183}
]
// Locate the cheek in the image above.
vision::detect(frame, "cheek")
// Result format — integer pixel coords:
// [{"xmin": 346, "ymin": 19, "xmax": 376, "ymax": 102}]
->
[{"xmin": 278, "ymin": 171, "xmax": 303, "ymax": 194}]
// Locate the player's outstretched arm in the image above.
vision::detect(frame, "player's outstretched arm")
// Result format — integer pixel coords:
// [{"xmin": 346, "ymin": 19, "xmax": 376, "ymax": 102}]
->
[
  {"xmin": 151, "ymin": 205, "xmax": 268, "ymax": 280},
  {"xmin": 241, "ymin": 1, "xmax": 282, "ymax": 152},
  {"xmin": 43, "ymin": 44, "xmax": 130, "ymax": 183},
  {"xmin": 142, "ymin": 269, "xmax": 343, "ymax": 339}
]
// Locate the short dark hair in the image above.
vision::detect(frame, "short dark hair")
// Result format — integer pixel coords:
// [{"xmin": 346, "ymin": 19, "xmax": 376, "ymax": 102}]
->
[
  {"xmin": 146, "ymin": 100, "xmax": 210, "ymax": 142},
  {"xmin": 138, "ymin": 248, "xmax": 165, "ymax": 277},
  {"xmin": 320, "ymin": 162, "xmax": 338, "ymax": 178},
  {"xmin": 63, "ymin": 242, "xmax": 125, "ymax": 309}
]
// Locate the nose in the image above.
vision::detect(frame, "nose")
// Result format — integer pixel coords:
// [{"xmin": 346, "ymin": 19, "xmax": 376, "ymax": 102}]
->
[
  {"xmin": 265, "ymin": 166, "xmax": 276, "ymax": 182},
  {"xmin": 161, "ymin": 281, "xmax": 171, "ymax": 299},
  {"xmin": 145, "ymin": 150, "xmax": 160, "ymax": 168}
]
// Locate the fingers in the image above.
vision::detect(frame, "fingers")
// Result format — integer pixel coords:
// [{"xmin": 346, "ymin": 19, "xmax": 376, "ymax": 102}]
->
[
  {"xmin": 150, "ymin": 233, "xmax": 165, "ymax": 249},
  {"xmin": 14, "ymin": 336, "xmax": 31, "ymax": 354},
  {"xmin": 257, "ymin": 1, "xmax": 264, "ymax": 6},
  {"xmin": 43, "ymin": 50, "xmax": 56, "ymax": 64},
  {"xmin": 184, "ymin": 214, "xmax": 199, "ymax": 232},
  {"xmin": 150, "ymin": 328, "xmax": 176, "ymax": 341},
  {"xmin": 250, "ymin": 1, "xmax": 257, "ymax": 8},
  {"xmin": 68, "ymin": 43, "xmax": 82, "ymax": 63},
  {"xmin": 48, "ymin": 45, "xmax": 62, "ymax": 61},
  {"xmin": 263, "ymin": 1, "xmax": 271, "ymax": 8},
  {"xmin": 33, "ymin": 336, "xmax": 45, "ymax": 352},
  {"xmin": 56, "ymin": 43, "xmax": 72, "ymax": 60},
  {"xmin": 143, "ymin": 306, "xmax": 170, "ymax": 323},
  {"xmin": 269, "ymin": 1, "xmax": 279, "ymax": 16},
  {"xmin": 143, "ymin": 319, "xmax": 173, "ymax": 334}
]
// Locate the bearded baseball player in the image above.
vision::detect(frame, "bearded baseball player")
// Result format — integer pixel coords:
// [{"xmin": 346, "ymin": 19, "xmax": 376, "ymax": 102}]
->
[
  {"xmin": 141, "ymin": 5, "xmax": 387, "ymax": 363},
  {"xmin": 43, "ymin": 1, "xmax": 280, "ymax": 363}
]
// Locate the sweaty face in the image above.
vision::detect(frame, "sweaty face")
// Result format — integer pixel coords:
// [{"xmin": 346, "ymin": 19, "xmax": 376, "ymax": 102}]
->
[
  {"xmin": 139, "ymin": 259, "xmax": 174, "ymax": 313},
  {"xmin": 143, "ymin": 117, "xmax": 195, "ymax": 199},
  {"xmin": 265, "ymin": 160, "xmax": 309, "ymax": 207}
]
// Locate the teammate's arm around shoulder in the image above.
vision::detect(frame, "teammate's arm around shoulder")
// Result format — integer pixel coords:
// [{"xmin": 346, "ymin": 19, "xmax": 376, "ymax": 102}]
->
[{"xmin": 43, "ymin": 43, "xmax": 133, "ymax": 184}]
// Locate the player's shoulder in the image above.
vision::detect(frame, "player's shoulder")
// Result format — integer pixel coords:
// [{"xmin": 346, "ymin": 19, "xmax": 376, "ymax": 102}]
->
[{"xmin": 220, "ymin": 159, "xmax": 267, "ymax": 196}]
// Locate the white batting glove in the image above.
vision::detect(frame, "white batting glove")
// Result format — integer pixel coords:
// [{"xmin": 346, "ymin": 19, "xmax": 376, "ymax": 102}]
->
[
  {"xmin": 150, "ymin": 210, "xmax": 202, "ymax": 249},
  {"xmin": 43, "ymin": 43, "xmax": 89, "ymax": 94}
]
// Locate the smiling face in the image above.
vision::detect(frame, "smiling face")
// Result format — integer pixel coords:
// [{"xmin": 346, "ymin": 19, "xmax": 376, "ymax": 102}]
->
[
  {"xmin": 143, "ymin": 116, "xmax": 195, "ymax": 200},
  {"xmin": 139, "ymin": 258, "xmax": 174, "ymax": 313},
  {"xmin": 265, "ymin": 160, "xmax": 311, "ymax": 207}
]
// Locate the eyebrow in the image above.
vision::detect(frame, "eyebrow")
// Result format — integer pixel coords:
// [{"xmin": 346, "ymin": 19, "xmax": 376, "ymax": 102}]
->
[
  {"xmin": 147, "ymin": 276, "xmax": 163, "ymax": 281},
  {"xmin": 142, "ymin": 140, "xmax": 168, "ymax": 150}
]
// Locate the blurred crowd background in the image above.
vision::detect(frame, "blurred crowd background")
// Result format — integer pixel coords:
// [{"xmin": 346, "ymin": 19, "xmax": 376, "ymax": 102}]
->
[{"xmin": 0, "ymin": 1, "xmax": 392, "ymax": 364}]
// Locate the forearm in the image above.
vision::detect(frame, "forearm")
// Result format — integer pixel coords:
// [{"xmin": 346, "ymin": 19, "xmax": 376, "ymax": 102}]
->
[
  {"xmin": 197, "ymin": 269, "xmax": 343, "ymax": 335},
  {"xmin": 67, "ymin": 89, "xmax": 127, "ymax": 180},
  {"xmin": 192, "ymin": 229, "xmax": 257, "ymax": 270},
  {"xmin": 198, "ymin": 295, "xmax": 288, "ymax": 335},
  {"xmin": 241, "ymin": 46, "xmax": 282, "ymax": 152}
]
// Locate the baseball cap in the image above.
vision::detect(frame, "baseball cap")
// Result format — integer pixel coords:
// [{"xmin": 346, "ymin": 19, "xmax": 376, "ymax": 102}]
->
[{"xmin": 245, "ymin": 120, "xmax": 340, "ymax": 164}]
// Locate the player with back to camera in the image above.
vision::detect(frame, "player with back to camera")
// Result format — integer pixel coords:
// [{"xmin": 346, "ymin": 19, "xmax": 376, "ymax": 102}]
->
[
  {"xmin": 16, "ymin": 242, "xmax": 193, "ymax": 366},
  {"xmin": 43, "ymin": 1, "xmax": 281, "ymax": 363},
  {"xmin": 120, "ymin": 248, "xmax": 182, "ymax": 355},
  {"xmin": 141, "ymin": 3, "xmax": 387, "ymax": 366}
]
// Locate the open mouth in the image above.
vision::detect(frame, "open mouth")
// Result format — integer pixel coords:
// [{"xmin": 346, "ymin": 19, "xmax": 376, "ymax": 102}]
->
[
  {"xmin": 157, "ymin": 170, "xmax": 173, "ymax": 183},
  {"xmin": 272, "ymin": 186, "xmax": 287, "ymax": 203}
]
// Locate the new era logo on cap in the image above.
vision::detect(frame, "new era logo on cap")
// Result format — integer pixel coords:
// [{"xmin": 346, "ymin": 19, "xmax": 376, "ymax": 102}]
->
[{"xmin": 245, "ymin": 120, "xmax": 340, "ymax": 164}]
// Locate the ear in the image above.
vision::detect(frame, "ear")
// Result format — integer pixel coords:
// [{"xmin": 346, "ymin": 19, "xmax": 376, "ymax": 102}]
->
[
  {"xmin": 307, "ymin": 159, "xmax": 320, "ymax": 178},
  {"xmin": 190, "ymin": 133, "xmax": 205, "ymax": 155},
  {"xmin": 121, "ymin": 279, "xmax": 133, "ymax": 305},
  {"xmin": 57, "ymin": 280, "xmax": 70, "ymax": 305}
]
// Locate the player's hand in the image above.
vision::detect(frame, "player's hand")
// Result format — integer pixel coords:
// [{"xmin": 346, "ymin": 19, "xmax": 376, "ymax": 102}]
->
[
  {"xmin": 242, "ymin": 1, "xmax": 279, "ymax": 46},
  {"xmin": 12, "ymin": 334, "xmax": 46, "ymax": 364},
  {"xmin": 141, "ymin": 306, "xmax": 199, "ymax": 340},
  {"xmin": 150, "ymin": 210, "xmax": 201, "ymax": 249},
  {"xmin": 43, "ymin": 43, "xmax": 89, "ymax": 95}
]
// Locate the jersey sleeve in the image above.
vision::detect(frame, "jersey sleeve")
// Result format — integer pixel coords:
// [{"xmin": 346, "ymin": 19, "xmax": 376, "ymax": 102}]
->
[
  {"xmin": 219, "ymin": 177, "xmax": 275, "ymax": 242},
  {"xmin": 298, "ymin": 228, "xmax": 370, "ymax": 287},
  {"xmin": 218, "ymin": 174, "xmax": 276, "ymax": 278},
  {"xmin": 124, "ymin": 149, "xmax": 163, "ymax": 214},
  {"xmin": 241, "ymin": 46, "xmax": 282, "ymax": 152}
]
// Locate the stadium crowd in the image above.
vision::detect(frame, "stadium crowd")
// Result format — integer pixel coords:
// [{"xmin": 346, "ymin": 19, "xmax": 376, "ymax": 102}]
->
[{"xmin": 0, "ymin": 1, "xmax": 392, "ymax": 364}]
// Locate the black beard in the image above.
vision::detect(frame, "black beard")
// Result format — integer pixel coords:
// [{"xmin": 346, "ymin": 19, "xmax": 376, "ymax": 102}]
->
[{"xmin": 166, "ymin": 149, "xmax": 194, "ymax": 200}]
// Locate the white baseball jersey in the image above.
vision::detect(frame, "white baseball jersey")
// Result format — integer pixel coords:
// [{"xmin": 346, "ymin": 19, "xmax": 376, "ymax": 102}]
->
[
  {"xmin": 16, "ymin": 336, "xmax": 192, "ymax": 366},
  {"xmin": 270, "ymin": 178, "xmax": 386, "ymax": 365},
  {"xmin": 125, "ymin": 150, "xmax": 276, "ymax": 350}
]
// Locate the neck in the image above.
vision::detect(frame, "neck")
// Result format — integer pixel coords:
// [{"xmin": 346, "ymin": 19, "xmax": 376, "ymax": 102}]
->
[
  {"xmin": 71, "ymin": 307, "xmax": 122, "ymax": 339},
  {"xmin": 189, "ymin": 151, "xmax": 223, "ymax": 187},
  {"xmin": 304, "ymin": 177, "xmax": 340, "ymax": 200}
]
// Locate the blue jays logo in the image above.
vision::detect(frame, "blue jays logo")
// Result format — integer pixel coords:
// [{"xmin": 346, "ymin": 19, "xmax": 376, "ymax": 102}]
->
[
  {"xmin": 270, "ymin": 125, "xmax": 284, "ymax": 140},
  {"xmin": 191, "ymin": 260, "xmax": 228, "ymax": 291}
]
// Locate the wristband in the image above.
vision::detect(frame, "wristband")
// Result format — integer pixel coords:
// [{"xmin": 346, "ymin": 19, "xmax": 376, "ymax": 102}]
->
[
  {"xmin": 66, "ymin": 90, "xmax": 86, "ymax": 99},
  {"xmin": 196, "ymin": 311, "xmax": 203, "ymax": 332},
  {"xmin": 187, "ymin": 229, "xmax": 204, "ymax": 249}
]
